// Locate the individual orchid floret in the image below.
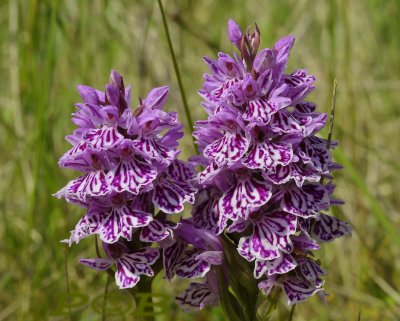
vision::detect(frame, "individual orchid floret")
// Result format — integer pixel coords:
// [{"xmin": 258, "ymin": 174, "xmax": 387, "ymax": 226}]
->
[
  {"xmin": 176, "ymin": 271, "xmax": 220, "ymax": 311},
  {"xmin": 197, "ymin": 106, "xmax": 249, "ymax": 168},
  {"xmin": 80, "ymin": 241, "xmax": 159, "ymax": 289},
  {"xmin": 163, "ymin": 220, "xmax": 223, "ymax": 279},
  {"xmin": 227, "ymin": 19, "xmax": 243, "ymax": 49},
  {"xmin": 218, "ymin": 169, "xmax": 272, "ymax": 221},
  {"xmin": 161, "ymin": 220, "xmax": 223, "ymax": 310},
  {"xmin": 258, "ymin": 258, "xmax": 326, "ymax": 305},
  {"xmin": 65, "ymin": 192, "xmax": 153, "ymax": 245},
  {"xmin": 152, "ymin": 160, "xmax": 198, "ymax": 214},
  {"xmin": 237, "ymin": 209, "xmax": 297, "ymax": 262}
]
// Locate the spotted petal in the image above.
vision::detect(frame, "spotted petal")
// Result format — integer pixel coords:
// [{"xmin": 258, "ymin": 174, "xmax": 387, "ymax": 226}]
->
[
  {"xmin": 264, "ymin": 253, "xmax": 297, "ymax": 276},
  {"xmin": 243, "ymin": 95, "xmax": 290, "ymax": 125},
  {"xmin": 299, "ymin": 137, "xmax": 332, "ymax": 173},
  {"xmin": 291, "ymin": 235, "xmax": 320, "ymax": 251},
  {"xmin": 254, "ymin": 260, "xmax": 269, "ymax": 279},
  {"xmin": 250, "ymin": 211, "xmax": 297, "ymax": 260},
  {"xmin": 168, "ymin": 160, "xmax": 197, "ymax": 181},
  {"xmin": 192, "ymin": 188, "xmax": 226, "ymax": 235},
  {"xmin": 269, "ymin": 109, "xmax": 303, "ymax": 135},
  {"xmin": 115, "ymin": 262, "xmax": 141, "ymax": 289},
  {"xmin": 175, "ymin": 250, "xmax": 212, "ymax": 279},
  {"xmin": 281, "ymin": 184, "xmax": 330, "ymax": 218},
  {"xmin": 153, "ymin": 160, "xmax": 197, "ymax": 213},
  {"xmin": 153, "ymin": 180, "xmax": 194, "ymax": 213},
  {"xmin": 226, "ymin": 218, "xmax": 250, "ymax": 233},
  {"xmin": 284, "ymin": 69, "xmax": 315, "ymax": 104},
  {"xmin": 176, "ymin": 282, "xmax": 219, "ymax": 311},
  {"xmin": 311, "ymin": 213, "xmax": 352, "ymax": 242},
  {"xmin": 163, "ymin": 240, "xmax": 185, "ymax": 280},
  {"xmin": 204, "ymin": 131, "xmax": 249, "ymax": 166},
  {"xmin": 100, "ymin": 207, "xmax": 153, "ymax": 243},
  {"xmin": 80, "ymin": 258, "xmax": 114, "ymax": 271},
  {"xmin": 55, "ymin": 171, "xmax": 110, "ymax": 202},
  {"xmin": 258, "ymin": 276, "xmax": 276, "ymax": 296},
  {"xmin": 238, "ymin": 236, "xmax": 255, "ymax": 262},
  {"xmin": 220, "ymin": 174, "xmax": 272, "ymax": 221},
  {"xmin": 198, "ymin": 162, "xmax": 224, "ymax": 184},
  {"xmin": 140, "ymin": 220, "xmax": 174, "ymax": 243},
  {"xmin": 85, "ymin": 126, "xmax": 124, "ymax": 150},
  {"xmin": 68, "ymin": 209, "xmax": 105, "ymax": 245},
  {"xmin": 59, "ymin": 141, "xmax": 88, "ymax": 167},
  {"xmin": 108, "ymin": 158, "xmax": 157, "ymax": 195},
  {"xmin": 250, "ymin": 227, "xmax": 280, "ymax": 260},
  {"xmin": 283, "ymin": 277, "xmax": 322, "ymax": 305},
  {"xmin": 132, "ymin": 135, "xmax": 177, "ymax": 163},
  {"xmin": 115, "ymin": 248, "xmax": 159, "ymax": 289},
  {"xmin": 268, "ymin": 163, "xmax": 321, "ymax": 187},
  {"xmin": 298, "ymin": 259, "xmax": 326, "ymax": 287},
  {"xmin": 242, "ymin": 141, "xmax": 293, "ymax": 170},
  {"xmin": 81, "ymin": 171, "xmax": 111, "ymax": 198}
]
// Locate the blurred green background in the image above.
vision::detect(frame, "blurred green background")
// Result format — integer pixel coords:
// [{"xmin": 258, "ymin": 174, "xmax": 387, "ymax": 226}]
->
[{"xmin": 0, "ymin": 0, "xmax": 399, "ymax": 320}]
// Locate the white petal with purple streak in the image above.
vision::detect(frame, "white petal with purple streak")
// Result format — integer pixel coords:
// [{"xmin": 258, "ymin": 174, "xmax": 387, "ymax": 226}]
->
[
  {"xmin": 220, "ymin": 174, "xmax": 272, "ymax": 221},
  {"xmin": 108, "ymin": 158, "xmax": 157, "ymax": 195}
]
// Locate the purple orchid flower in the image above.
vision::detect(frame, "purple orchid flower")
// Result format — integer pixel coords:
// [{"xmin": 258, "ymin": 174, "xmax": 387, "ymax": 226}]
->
[
  {"xmin": 55, "ymin": 70, "xmax": 198, "ymax": 291},
  {"xmin": 192, "ymin": 18, "xmax": 352, "ymax": 307},
  {"xmin": 161, "ymin": 220, "xmax": 223, "ymax": 310},
  {"xmin": 80, "ymin": 241, "xmax": 159, "ymax": 289}
]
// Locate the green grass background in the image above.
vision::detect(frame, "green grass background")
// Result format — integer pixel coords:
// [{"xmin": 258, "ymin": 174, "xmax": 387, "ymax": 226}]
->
[{"xmin": 0, "ymin": 0, "xmax": 399, "ymax": 320}]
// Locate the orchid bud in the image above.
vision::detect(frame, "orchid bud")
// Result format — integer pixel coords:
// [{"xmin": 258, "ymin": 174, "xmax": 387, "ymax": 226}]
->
[{"xmin": 227, "ymin": 18, "xmax": 243, "ymax": 49}]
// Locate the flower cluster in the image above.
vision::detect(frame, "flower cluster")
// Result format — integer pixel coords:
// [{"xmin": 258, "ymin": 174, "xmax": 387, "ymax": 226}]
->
[
  {"xmin": 192, "ymin": 19, "xmax": 352, "ymax": 305},
  {"xmin": 55, "ymin": 18, "xmax": 352, "ymax": 317},
  {"xmin": 55, "ymin": 71, "xmax": 198, "ymax": 288}
]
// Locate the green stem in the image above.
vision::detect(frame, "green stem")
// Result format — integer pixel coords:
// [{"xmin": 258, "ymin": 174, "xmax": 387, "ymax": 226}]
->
[
  {"xmin": 102, "ymin": 273, "xmax": 112, "ymax": 321},
  {"xmin": 327, "ymin": 79, "xmax": 337, "ymax": 150},
  {"xmin": 137, "ymin": 279, "xmax": 155, "ymax": 321},
  {"xmin": 157, "ymin": 0, "xmax": 198, "ymax": 153},
  {"xmin": 288, "ymin": 304, "xmax": 296, "ymax": 321},
  {"xmin": 321, "ymin": 79, "xmax": 337, "ymax": 185}
]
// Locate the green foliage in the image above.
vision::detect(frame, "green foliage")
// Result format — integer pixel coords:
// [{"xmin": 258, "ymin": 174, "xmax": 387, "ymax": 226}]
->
[{"xmin": 0, "ymin": 0, "xmax": 399, "ymax": 320}]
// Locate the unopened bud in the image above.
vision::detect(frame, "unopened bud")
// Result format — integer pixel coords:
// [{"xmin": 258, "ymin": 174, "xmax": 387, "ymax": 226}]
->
[{"xmin": 227, "ymin": 19, "xmax": 243, "ymax": 49}]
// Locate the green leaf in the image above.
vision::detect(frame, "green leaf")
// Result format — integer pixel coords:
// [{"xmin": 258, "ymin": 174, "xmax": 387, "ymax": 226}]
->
[
  {"xmin": 222, "ymin": 235, "xmax": 259, "ymax": 321},
  {"xmin": 217, "ymin": 267, "xmax": 248, "ymax": 321}
]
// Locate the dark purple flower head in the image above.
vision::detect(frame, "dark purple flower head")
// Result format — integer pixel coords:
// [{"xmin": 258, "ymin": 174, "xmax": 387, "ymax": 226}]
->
[{"xmin": 192, "ymin": 19, "xmax": 351, "ymax": 306}]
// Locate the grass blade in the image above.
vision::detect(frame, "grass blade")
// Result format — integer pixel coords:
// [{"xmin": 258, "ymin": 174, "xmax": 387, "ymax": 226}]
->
[{"xmin": 157, "ymin": 0, "xmax": 197, "ymax": 153}]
